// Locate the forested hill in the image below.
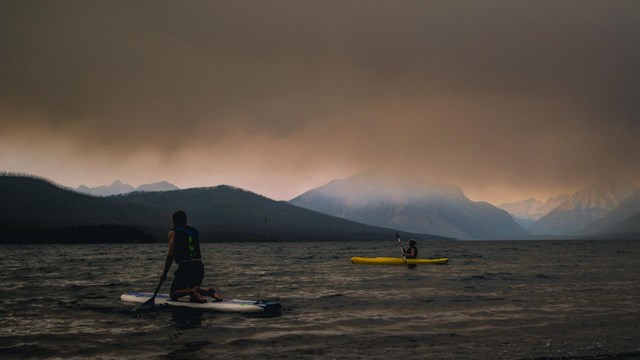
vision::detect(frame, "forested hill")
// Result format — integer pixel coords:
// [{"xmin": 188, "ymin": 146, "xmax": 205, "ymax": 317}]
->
[{"xmin": 0, "ymin": 175, "xmax": 450, "ymax": 243}]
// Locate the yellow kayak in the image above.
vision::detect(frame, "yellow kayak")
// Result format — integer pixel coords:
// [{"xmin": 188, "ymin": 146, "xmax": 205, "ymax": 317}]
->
[{"xmin": 350, "ymin": 257, "xmax": 449, "ymax": 265}]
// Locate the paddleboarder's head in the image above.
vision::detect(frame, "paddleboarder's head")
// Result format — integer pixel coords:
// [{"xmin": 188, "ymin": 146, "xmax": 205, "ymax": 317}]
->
[
  {"xmin": 409, "ymin": 239, "xmax": 417, "ymax": 247},
  {"xmin": 171, "ymin": 210, "xmax": 187, "ymax": 226}
]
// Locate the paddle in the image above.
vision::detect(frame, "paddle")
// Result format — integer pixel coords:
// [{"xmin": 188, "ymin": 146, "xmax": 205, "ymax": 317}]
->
[
  {"xmin": 132, "ymin": 269, "xmax": 168, "ymax": 313},
  {"xmin": 396, "ymin": 232, "xmax": 406, "ymax": 259},
  {"xmin": 397, "ymin": 231, "xmax": 412, "ymax": 268}
]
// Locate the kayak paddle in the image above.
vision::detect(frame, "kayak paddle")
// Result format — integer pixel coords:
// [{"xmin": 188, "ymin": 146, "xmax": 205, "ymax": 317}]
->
[
  {"xmin": 396, "ymin": 231, "xmax": 407, "ymax": 265},
  {"xmin": 396, "ymin": 232, "xmax": 407, "ymax": 261}
]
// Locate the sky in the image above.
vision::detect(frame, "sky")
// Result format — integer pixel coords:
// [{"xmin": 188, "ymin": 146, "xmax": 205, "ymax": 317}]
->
[{"xmin": 1, "ymin": 0, "xmax": 639, "ymax": 205}]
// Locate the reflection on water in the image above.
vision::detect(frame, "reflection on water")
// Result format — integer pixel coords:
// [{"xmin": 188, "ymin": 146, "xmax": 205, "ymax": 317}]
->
[
  {"xmin": 170, "ymin": 308, "xmax": 206, "ymax": 329},
  {"xmin": 0, "ymin": 240, "xmax": 639, "ymax": 359}
]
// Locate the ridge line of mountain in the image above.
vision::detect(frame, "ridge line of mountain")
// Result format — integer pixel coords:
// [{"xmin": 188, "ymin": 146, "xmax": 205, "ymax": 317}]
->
[
  {"xmin": 3, "ymin": 172, "xmax": 639, "ymax": 241},
  {"xmin": 0, "ymin": 174, "xmax": 451, "ymax": 243}
]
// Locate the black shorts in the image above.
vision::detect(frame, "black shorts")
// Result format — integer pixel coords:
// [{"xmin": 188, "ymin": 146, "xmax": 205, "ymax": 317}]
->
[{"xmin": 170, "ymin": 260, "xmax": 204, "ymax": 294}]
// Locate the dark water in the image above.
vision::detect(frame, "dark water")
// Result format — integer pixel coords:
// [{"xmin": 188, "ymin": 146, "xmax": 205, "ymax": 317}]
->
[{"xmin": 1, "ymin": 240, "xmax": 639, "ymax": 359}]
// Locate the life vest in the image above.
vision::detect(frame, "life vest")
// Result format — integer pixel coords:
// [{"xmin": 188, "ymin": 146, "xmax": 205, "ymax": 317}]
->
[
  {"xmin": 173, "ymin": 225, "xmax": 201, "ymax": 263},
  {"xmin": 406, "ymin": 245, "xmax": 418, "ymax": 259}
]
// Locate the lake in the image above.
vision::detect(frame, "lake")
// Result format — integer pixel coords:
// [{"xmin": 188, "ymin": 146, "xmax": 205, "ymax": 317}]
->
[{"xmin": 1, "ymin": 240, "xmax": 639, "ymax": 359}]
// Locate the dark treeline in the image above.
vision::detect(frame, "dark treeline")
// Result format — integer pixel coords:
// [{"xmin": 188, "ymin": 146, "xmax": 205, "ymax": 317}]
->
[
  {"xmin": 0, "ymin": 172, "xmax": 87, "ymax": 195},
  {"xmin": 1, "ymin": 224, "xmax": 155, "ymax": 244}
]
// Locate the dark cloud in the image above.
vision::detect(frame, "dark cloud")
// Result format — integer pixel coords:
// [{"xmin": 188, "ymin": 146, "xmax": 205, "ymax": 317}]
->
[{"xmin": 1, "ymin": 0, "xmax": 639, "ymax": 202}]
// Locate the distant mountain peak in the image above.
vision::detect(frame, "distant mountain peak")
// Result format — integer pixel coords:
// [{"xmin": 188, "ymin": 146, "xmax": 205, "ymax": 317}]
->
[
  {"xmin": 498, "ymin": 198, "xmax": 544, "ymax": 219},
  {"xmin": 291, "ymin": 170, "xmax": 528, "ymax": 240},
  {"xmin": 498, "ymin": 195, "xmax": 570, "ymax": 222},
  {"xmin": 581, "ymin": 187, "xmax": 640, "ymax": 236},
  {"xmin": 529, "ymin": 178, "xmax": 638, "ymax": 235},
  {"xmin": 76, "ymin": 180, "xmax": 179, "ymax": 196},
  {"xmin": 557, "ymin": 178, "xmax": 637, "ymax": 212},
  {"xmin": 322, "ymin": 169, "xmax": 466, "ymax": 203},
  {"xmin": 136, "ymin": 181, "xmax": 180, "ymax": 192}
]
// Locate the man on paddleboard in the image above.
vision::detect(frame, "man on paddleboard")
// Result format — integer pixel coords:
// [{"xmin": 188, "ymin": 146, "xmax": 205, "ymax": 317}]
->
[{"xmin": 161, "ymin": 210, "xmax": 223, "ymax": 303}]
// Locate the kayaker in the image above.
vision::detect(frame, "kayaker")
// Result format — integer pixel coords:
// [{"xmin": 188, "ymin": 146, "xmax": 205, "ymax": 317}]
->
[
  {"xmin": 161, "ymin": 210, "xmax": 223, "ymax": 302},
  {"xmin": 403, "ymin": 239, "xmax": 418, "ymax": 269},
  {"xmin": 403, "ymin": 239, "xmax": 418, "ymax": 259}
]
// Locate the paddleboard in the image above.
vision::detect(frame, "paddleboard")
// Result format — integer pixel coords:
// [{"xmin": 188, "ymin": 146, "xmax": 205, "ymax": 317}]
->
[
  {"xmin": 351, "ymin": 257, "xmax": 449, "ymax": 265},
  {"xmin": 120, "ymin": 291, "xmax": 281, "ymax": 314}
]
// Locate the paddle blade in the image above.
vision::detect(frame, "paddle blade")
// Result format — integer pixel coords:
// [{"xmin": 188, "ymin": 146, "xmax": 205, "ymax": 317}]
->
[
  {"xmin": 132, "ymin": 297, "xmax": 158, "ymax": 314},
  {"xmin": 131, "ymin": 277, "xmax": 164, "ymax": 313}
]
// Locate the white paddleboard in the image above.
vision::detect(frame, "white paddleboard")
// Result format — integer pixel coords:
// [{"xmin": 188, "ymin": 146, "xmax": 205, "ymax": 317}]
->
[{"xmin": 120, "ymin": 291, "xmax": 281, "ymax": 314}]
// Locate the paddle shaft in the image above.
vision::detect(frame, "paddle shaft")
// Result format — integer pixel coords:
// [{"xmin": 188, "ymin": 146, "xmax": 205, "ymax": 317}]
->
[
  {"xmin": 396, "ymin": 232, "xmax": 406, "ymax": 258},
  {"xmin": 140, "ymin": 269, "xmax": 168, "ymax": 307},
  {"xmin": 150, "ymin": 278, "xmax": 164, "ymax": 301}
]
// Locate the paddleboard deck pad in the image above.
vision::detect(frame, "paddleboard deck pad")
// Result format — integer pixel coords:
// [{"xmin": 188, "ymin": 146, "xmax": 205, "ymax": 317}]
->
[
  {"xmin": 121, "ymin": 291, "xmax": 281, "ymax": 314},
  {"xmin": 351, "ymin": 257, "xmax": 449, "ymax": 265}
]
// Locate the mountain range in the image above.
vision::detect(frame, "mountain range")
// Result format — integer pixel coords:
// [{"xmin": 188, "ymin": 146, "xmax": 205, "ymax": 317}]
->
[
  {"xmin": 290, "ymin": 169, "xmax": 529, "ymax": 240},
  {"xmin": 289, "ymin": 170, "xmax": 640, "ymax": 239},
  {"xmin": 577, "ymin": 188, "xmax": 640, "ymax": 236},
  {"xmin": 2, "ymin": 171, "xmax": 639, "ymax": 243},
  {"xmin": 76, "ymin": 180, "xmax": 179, "ymax": 196},
  {"xmin": 524, "ymin": 178, "xmax": 637, "ymax": 236},
  {"xmin": 0, "ymin": 174, "xmax": 447, "ymax": 244},
  {"xmin": 498, "ymin": 195, "xmax": 570, "ymax": 228},
  {"xmin": 496, "ymin": 178, "xmax": 640, "ymax": 238}
]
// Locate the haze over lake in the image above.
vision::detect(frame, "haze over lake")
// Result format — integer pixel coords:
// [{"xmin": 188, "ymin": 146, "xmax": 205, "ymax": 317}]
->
[{"xmin": 2, "ymin": 1, "xmax": 639, "ymax": 204}]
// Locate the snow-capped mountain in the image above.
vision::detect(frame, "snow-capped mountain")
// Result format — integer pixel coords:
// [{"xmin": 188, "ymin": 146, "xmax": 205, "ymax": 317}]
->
[
  {"xmin": 76, "ymin": 180, "xmax": 179, "ymax": 196},
  {"xmin": 498, "ymin": 195, "xmax": 570, "ymax": 222},
  {"xmin": 290, "ymin": 169, "xmax": 529, "ymax": 240},
  {"xmin": 529, "ymin": 178, "xmax": 638, "ymax": 236},
  {"xmin": 581, "ymin": 188, "xmax": 640, "ymax": 235}
]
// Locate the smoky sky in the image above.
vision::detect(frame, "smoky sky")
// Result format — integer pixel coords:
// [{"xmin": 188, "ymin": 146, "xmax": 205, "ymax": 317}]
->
[{"xmin": 1, "ymin": 0, "xmax": 639, "ymax": 203}]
